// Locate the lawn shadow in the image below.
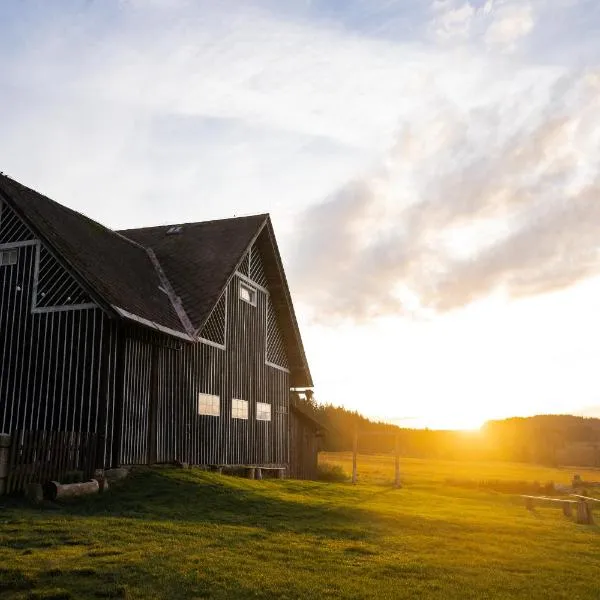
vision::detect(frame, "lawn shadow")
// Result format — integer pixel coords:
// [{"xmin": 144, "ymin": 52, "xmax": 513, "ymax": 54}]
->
[{"xmin": 0, "ymin": 467, "xmax": 386, "ymax": 543}]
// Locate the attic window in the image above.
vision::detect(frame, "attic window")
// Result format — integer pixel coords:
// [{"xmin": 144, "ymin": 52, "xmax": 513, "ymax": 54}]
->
[
  {"xmin": 166, "ymin": 225, "xmax": 183, "ymax": 235},
  {"xmin": 239, "ymin": 282, "xmax": 257, "ymax": 306},
  {"xmin": 0, "ymin": 250, "xmax": 17, "ymax": 267}
]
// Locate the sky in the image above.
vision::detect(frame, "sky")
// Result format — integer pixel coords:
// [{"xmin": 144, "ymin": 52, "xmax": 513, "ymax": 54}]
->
[{"xmin": 1, "ymin": 0, "xmax": 600, "ymax": 429}]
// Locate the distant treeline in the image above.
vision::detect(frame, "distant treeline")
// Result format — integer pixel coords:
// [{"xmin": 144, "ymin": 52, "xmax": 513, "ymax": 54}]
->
[{"xmin": 301, "ymin": 398, "xmax": 600, "ymax": 467}]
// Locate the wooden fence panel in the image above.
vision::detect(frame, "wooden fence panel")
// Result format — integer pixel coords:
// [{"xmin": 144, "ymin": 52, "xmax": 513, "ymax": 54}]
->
[{"xmin": 6, "ymin": 431, "xmax": 98, "ymax": 494}]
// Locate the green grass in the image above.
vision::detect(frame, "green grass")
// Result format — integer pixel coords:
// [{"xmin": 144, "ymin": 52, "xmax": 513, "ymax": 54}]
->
[{"xmin": 1, "ymin": 454, "xmax": 599, "ymax": 599}]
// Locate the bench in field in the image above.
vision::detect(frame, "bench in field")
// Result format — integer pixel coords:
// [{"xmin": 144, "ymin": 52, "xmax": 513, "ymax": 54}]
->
[{"xmin": 521, "ymin": 495, "xmax": 594, "ymax": 524}]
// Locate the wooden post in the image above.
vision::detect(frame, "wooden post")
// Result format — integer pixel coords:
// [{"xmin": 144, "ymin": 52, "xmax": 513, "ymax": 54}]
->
[
  {"xmin": 394, "ymin": 434, "xmax": 401, "ymax": 489},
  {"xmin": 0, "ymin": 434, "xmax": 10, "ymax": 496},
  {"xmin": 246, "ymin": 467, "xmax": 256, "ymax": 480},
  {"xmin": 576, "ymin": 500, "xmax": 593, "ymax": 525},
  {"xmin": 352, "ymin": 426, "xmax": 358, "ymax": 485},
  {"xmin": 524, "ymin": 496, "xmax": 534, "ymax": 511},
  {"xmin": 562, "ymin": 502, "xmax": 573, "ymax": 518}
]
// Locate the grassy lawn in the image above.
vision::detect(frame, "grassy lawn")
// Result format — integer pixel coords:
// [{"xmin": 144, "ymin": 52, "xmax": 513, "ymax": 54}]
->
[{"xmin": 0, "ymin": 454, "xmax": 599, "ymax": 599}]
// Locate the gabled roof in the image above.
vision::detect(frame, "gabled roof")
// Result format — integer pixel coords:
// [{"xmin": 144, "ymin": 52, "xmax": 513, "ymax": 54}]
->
[
  {"xmin": 0, "ymin": 174, "xmax": 312, "ymax": 386},
  {"xmin": 119, "ymin": 215, "xmax": 267, "ymax": 333},
  {"xmin": 121, "ymin": 217, "xmax": 313, "ymax": 387},
  {"xmin": 0, "ymin": 175, "xmax": 187, "ymax": 338}
]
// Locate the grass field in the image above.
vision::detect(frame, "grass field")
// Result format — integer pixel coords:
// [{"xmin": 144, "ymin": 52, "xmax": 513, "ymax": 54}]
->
[{"xmin": 1, "ymin": 454, "xmax": 599, "ymax": 599}]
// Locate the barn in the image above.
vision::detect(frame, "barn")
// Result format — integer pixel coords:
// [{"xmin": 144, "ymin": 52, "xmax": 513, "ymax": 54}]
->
[{"xmin": 0, "ymin": 174, "xmax": 316, "ymax": 492}]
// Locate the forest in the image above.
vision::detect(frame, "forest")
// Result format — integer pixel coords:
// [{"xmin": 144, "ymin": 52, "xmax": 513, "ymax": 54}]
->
[{"xmin": 299, "ymin": 396, "xmax": 600, "ymax": 467}]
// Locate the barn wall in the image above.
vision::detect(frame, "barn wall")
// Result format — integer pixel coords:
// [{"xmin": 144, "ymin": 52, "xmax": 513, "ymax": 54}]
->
[
  {"xmin": 0, "ymin": 200, "xmax": 119, "ymax": 468},
  {"xmin": 118, "ymin": 246, "xmax": 291, "ymax": 467},
  {"xmin": 288, "ymin": 411, "xmax": 320, "ymax": 480}
]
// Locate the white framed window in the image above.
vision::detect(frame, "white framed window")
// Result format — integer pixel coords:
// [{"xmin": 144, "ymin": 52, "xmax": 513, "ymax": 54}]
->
[
  {"xmin": 239, "ymin": 281, "xmax": 257, "ymax": 306},
  {"xmin": 0, "ymin": 250, "xmax": 17, "ymax": 267},
  {"xmin": 232, "ymin": 398, "xmax": 249, "ymax": 420},
  {"xmin": 256, "ymin": 402, "xmax": 272, "ymax": 422},
  {"xmin": 198, "ymin": 393, "xmax": 220, "ymax": 416}
]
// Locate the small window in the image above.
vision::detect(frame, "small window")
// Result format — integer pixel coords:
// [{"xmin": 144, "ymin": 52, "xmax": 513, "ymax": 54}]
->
[
  {"xmin": 239, "ymin": 282, "xmax": 256, "ymax": 306},
  {"xmin": 0, "ymin": 250, "xmax": 17, "ymax": 267},
  {"xmin": 256, "ymin": 402, "xmax": 271, "ymax": 422},
  {"xmin": 198, "ymin": 393, "xmax": 220, "ymax": 416},
  {"xmin": 232, "ymin": 398, "xmax": 249, "ymax": 420}
]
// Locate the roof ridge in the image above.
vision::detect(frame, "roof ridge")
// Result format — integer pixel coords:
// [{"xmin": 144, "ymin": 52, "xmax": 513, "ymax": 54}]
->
[
  {"xmin": 118, "ymin": 213, "xmax": 269, "ymax": 233},
  {"xmin": 0, "ymin": 174, "xmax": 149, "ymax": 254}
]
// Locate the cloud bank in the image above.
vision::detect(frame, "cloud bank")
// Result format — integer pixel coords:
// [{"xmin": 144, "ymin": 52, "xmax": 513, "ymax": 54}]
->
[{"xmin": 292, "ymin": 68, "xmax": 600, "ymax": 321}]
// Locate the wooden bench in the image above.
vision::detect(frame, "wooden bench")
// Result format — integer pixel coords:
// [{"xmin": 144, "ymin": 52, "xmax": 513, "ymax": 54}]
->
[
  {"xmin": 247, "ymin": 466, "xmax": 286, "ymax": 480},
  {"xmin": 208, "ymin": 465, "xmax": 286, "ymax": 480},
  {"xmin": 521, "ymin": 495, "xmax": 594, "ymax": 524}
]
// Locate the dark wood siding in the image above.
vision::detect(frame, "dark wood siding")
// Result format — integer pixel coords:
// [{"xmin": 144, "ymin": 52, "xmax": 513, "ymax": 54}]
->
[
  {"xmin": 118, "ymin": 245, "xmax": 291, "ymax": 467},
  {"xmin": 289, "ymin": 409, "xmax": 320, "ymax": 480},
  {"xmin": 0, "ymin": 200, "xmax": 119, "ymax": 468}
]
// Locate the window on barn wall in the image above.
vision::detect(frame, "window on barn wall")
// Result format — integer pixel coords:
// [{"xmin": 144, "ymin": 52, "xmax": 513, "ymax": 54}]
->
[
  {"xmin": 239, "ymin": 281, "xmax": 257, "ymax": 306},
  {"xmin": 256, "ymin": 402, "xmax": 272, "ymax": 422},
  {"xmin": 198, "ymin": 393, "xmax": 220, "ymax": 416},
  {"xmin": 231, "ymin": 398, "xmax": 249, "ymax": 420},
  {"xmin": 0, "ymin": 249, "xmax": 17, "ymax": 266}
]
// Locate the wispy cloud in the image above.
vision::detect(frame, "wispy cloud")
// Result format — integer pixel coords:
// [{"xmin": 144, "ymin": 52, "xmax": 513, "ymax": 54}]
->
[{"xmin": 291, "ymin": 58, "xmax": 600, "ymax": 321}]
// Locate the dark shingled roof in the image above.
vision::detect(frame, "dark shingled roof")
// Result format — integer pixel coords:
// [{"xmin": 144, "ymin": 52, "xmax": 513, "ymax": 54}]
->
[
  {"xmin": 0, "ymin": 174, "xmax": 312, "ymax": 386},
  {"xmin": 0, "ymin": 175, "xmax": 186, "ymax": 337},
  {"xmin": 119, "ymin": 216, "xmax": 267, "ymax": 333}
]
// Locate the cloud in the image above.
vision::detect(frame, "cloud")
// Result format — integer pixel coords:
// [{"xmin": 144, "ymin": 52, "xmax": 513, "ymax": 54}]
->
[
  {"xmin": 291, "ymin": 68, "xmax": 600, "ymax": 322},
  {"xmin": 484, "ymin": 1, "xmax": 535, "ymax": 52}
]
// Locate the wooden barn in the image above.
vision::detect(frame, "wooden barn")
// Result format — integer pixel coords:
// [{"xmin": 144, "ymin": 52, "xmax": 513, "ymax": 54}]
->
[{"xmin": 0, "ymin": 175, "xmax": 316, "ymax": 492}]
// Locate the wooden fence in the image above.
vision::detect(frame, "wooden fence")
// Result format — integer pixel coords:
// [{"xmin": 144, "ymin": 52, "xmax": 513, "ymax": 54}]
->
[{"xmin": 6, "ymin": 431, "xmax": 98, "ymax": 494}]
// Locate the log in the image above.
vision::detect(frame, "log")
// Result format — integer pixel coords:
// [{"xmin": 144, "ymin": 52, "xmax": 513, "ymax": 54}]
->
[{"xmin": 47, "ymin": 479, "xmax": 100, "ymax": 501}]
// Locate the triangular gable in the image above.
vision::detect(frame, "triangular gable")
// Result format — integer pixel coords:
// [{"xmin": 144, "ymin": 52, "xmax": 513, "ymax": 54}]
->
[
  {"xmin": 0, "ymin": 175, "xmax": 188, "ymax": 339},
  {"xmin": 119, "ymin": 215, "xmax": 268, "ymax": 334},
  {"xmin": 121, "ymin": 216, "xmax": 313, "ymax": 387}
]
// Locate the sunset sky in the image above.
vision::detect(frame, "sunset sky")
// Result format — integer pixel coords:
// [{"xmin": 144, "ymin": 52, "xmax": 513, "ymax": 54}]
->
[{"xmin": 2, "ymin": 0, "xmax": 600, "ymax": 429}]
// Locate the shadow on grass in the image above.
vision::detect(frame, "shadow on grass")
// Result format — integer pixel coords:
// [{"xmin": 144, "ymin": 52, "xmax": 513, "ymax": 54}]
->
[{"xmin": 0, "ymin": 467, "xmax": 388, "ymax": 542}]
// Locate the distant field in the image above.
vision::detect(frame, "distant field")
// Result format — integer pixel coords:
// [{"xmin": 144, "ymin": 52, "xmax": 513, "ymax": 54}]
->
[{"xmin": 0, "ymin": 455, "xmax": 599, "ymax": 599}]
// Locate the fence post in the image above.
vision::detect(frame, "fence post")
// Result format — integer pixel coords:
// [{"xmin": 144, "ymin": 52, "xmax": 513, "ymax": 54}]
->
[
  {"xmin": 352, "ymin": 426, "xmax": 358, "ymax": 485},
  {"xmin": 0, "ymin": 434, "xmax": 11, "ymax": 496},
  {"xmin": 394, "ymin": 434, "xmax": 401, "ymax": 489}
]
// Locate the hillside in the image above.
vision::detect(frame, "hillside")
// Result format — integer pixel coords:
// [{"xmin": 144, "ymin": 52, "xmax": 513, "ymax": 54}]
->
[{"xmin": 1, "ymin": 458, "xmax": 599, "ymax": 599}]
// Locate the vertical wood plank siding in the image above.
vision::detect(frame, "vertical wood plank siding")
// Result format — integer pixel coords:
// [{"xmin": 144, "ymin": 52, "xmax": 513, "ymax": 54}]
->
[
  {"xmin": 118, "ymin": 249, "xmax": 290, "ymax": 467},
  {"xmin": 0, "ymin": 201, "xmax": 119, "ymax": 469},
  {"xmin": 1, "ymin": 200, "xmax": 296, "ymax": 473}
]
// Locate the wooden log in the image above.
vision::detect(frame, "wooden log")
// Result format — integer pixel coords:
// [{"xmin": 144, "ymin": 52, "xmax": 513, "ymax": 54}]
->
[{"xmin": 47, "ymin": 479, "xmax": 100, "ymax": 501}]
